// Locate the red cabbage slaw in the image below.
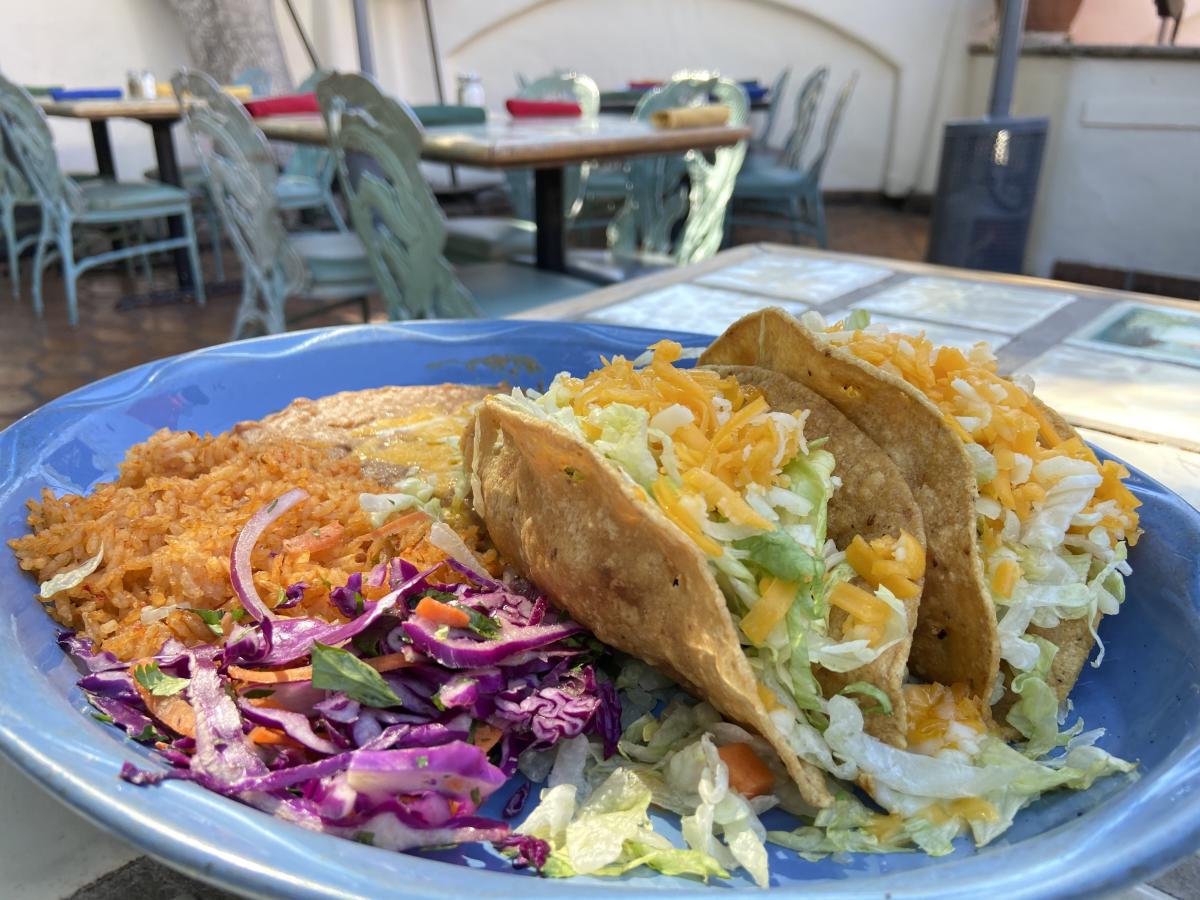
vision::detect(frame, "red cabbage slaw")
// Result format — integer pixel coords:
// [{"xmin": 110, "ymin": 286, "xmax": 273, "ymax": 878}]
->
[{"xmin": 63, "ymin": 490, "xmax": 619, "ymax": 859}]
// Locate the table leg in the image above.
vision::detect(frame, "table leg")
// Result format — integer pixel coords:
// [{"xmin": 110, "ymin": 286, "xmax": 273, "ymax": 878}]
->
[
  {"xmin": 150, "ymin": 120, "xmax": 193, "ymax": 290},
  {"xmin": 90, "ymin": 121, "xmax": 115, "ymax": 178},
  {"xmin": 533, "ymin": 167, "xmax": 566, "ymax": 272}
]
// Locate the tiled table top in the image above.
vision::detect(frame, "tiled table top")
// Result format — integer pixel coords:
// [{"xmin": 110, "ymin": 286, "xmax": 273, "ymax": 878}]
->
[{"xmin": 15, "ymin": 242, "xmax": 1200, "ymax": 898}]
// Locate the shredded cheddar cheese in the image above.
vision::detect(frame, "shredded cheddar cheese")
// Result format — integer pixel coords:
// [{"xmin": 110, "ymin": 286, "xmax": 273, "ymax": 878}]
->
[
  {"xmin": 904, "ymin": 683, "xmax": 987, "ymax": 756},
  {"xmin": 844, "ymin": 531, "xmax": 924, "ymax": 601},
  {"xmin": 554, "ymin": 340, "xmax": 809, "ymax": 556},
  {"xmin": 830, "ymin": 327, "xmax": 1141, "ymax": 552}
]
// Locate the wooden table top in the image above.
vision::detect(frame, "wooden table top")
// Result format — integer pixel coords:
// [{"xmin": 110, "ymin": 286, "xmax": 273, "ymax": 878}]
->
[
  {"xmin": 257, "ymin": 113, "xmax": 751, "ymax": 169},
  {"xmin": 37, "ymin": 97, "xmax": 182, "ymax": 121},
  {"xmin": 521, "ymin": 242, "xmax": 1200, "ymax": 502}
]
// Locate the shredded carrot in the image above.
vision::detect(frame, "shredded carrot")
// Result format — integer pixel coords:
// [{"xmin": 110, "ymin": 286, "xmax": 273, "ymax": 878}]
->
[
  {"xmin": 228, "ymin": 652, "xmax": 415, "ymax": 685},
  {"xmin": 131, "ymin": 662, "xmax": 196, "ymax": 738},
  {"xmin": 248, "ymin": 726, "xmax": 303, "ymax": 748},
  {"xmin": 414, "ymin": 596, "xmax": 471, "ymax": 629},
  {"xmin": 283, "ymin": 522, "xmax": 345, "ymax": 554},
  {"xmin": 472, "ymin": 723, "xmax": 503, "ymax": 753},
  {"xmin": 361, "ymin": 509, "xmax": 432, "ymax": 545},
  {"xmin": 717, "ymin": 743, "xmax": 775, "ymax": 798}
]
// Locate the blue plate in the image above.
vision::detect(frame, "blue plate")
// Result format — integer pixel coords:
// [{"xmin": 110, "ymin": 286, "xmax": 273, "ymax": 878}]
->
[{"xmin": 1, "ymin": 321, "xmax": 1198, "ymax": 898}]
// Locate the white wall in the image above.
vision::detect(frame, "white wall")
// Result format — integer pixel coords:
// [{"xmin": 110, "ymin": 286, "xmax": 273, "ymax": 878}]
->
[
  {"xmin": 0, "ymin": 0, "xmax": 194, "ymax": 178},
  {"xmin": 3, "ymin": 0, "xmax": 990, "ymax": 194},
  {"xmin": 963, "ymin": 52, "xmax": 1200, "ymax": 281}
]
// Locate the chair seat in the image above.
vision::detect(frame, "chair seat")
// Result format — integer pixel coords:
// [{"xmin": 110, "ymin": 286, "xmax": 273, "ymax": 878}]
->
[
  {"xmin": 733, "ymin": 165, "xmax": 810, "ymax": 199},
  {"xmin": 143, "ymin": 165, "xmax": 207, "ymax": 192},
  {"xmin": 289, "ymin": 230, "xmax": 374, "ymax": 286},
  {"xmin": 443, "ymin": 216, "xmax": 536, "ymax": 263},
  {"xmin": 456, "ymin": 262, "xmax": 593, "ymax": 318},
  {"xmin": 583, "ymin": 167, "xmax": 628, "ymax": 200},
  {"xmin": 275, "ymin": 174, "xmax": 325, "ymax": 209},
  {"xmin": 78, "ymin": 180, "xmax": 192, "ymax": 218}
]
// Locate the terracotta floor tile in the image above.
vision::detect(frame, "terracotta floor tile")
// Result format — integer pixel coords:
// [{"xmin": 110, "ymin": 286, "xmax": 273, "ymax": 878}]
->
[{"xmin": 0, "ymin": 202, "xmax": 931, "ymax": 428}]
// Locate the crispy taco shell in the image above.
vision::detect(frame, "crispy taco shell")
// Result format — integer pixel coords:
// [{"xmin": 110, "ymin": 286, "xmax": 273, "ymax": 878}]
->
[
  {"xmin": 700, "ymin": 308, "xmax": 1002, "ymax": 703},
  {"xmin": 465, "ymin": 365, "xmax": 925, "ymax": 807}
]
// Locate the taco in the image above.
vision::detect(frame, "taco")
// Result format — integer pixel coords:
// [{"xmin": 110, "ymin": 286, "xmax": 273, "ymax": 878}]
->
[
  {"xmin": 701, "ymin": 308, "xmax": 1141, "ymax": 746},
  {"xmin": 463, "ymin": 340, "xmax": 926, "ymax": 808}
]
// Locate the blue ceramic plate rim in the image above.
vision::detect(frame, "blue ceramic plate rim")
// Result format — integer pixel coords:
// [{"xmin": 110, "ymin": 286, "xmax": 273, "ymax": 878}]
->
[{"xmin": 0, "ymin": 320, "xmax": 1198, "ymax": 899}]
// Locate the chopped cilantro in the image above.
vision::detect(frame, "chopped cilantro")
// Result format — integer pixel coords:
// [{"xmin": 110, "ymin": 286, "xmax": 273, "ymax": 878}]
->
[
  {"xmin": 242, "ymin": 688, "xmax": 275, "ymax": 700},
  {"xmin": 133, "ymin": 724, "xmax": 168, "ymax": 743},
  {"xmin": 463, "ymin": 607, "xmax": 500, "ymax": 639},
  {"xmin": 187, "ymin": 608, "xmax": 225, "ymax": 636},
  {"xmin": 310, "ymin": 642, "xmax": 404, "ymax": 709},
  {"xmin": 839, "ymin": 682, "xmax": 894, "ymax": 717},
  {"xmin": 91, "ymin": 712, "xmax": 115, "ymax": 724},
  {"xmin": 132, "ymin": 662, "xmax": 189, "ymax": 697},
  {"xmin": 354, "ymin": 831, "xmax": 375, "ymax": 846},
  {"xmin": 470, "ymin": 787, "xmax": 482, "ymax": 806},
  {"xmin": 416, "ymin": 755, "xmax": 429, "ymax": 768},
  {"xmin": 563, "ymin": 466, "xmax": 584, "ymax": 482}
]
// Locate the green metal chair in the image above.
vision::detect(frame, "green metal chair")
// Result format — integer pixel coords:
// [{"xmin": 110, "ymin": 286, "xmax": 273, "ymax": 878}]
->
[
  {"xmin": 442, "ymin": 72, "xmax": 599, "ymax": 264},
  {"xmin": 753, "ymin": 67, "xmax": 792, "ymax": 150},
  {"xmin": 0, "ymin": 72, "xmax": 204, "ymax": 325},
  {"xmin": 148, "ymin": 69, "xmax": 346, "ymax": 283},
  {"xmin": 315, "ymin": 72, "xmax": 591, "ymax": 319},
  {"xmin": 743, "ymin": 65, "xmax": 825, "ymax": 172},
  {"xmin": 1, "ymin": 135, "xmax": 39, "ymax": 297},
  {"xmin": 729, "ymin": 71, "xmax": 853, "ymax": 248},
  {"xmin": 605, "ymin": 72, "xmax": 749, "ymax": 268},
  {"xmin": 172, "ymin": 69, "xmax": 373, "ymax": 338}
]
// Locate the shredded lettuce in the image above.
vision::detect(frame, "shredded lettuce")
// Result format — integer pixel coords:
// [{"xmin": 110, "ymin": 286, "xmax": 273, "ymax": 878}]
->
[{"xmin": 39, "ymin": 547, "xmax": 103, "ymax": 599}]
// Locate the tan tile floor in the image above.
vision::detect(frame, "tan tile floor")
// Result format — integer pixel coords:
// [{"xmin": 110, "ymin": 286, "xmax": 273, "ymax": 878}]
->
[{"xmin": 0, "ymin": 202, "xmax": 929, "ymax": 431}]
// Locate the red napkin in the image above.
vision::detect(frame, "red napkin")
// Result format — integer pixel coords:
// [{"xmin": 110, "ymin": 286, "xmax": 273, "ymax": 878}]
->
[
  {"xmin": 505, "ymin": 98, "xmax": 582, "ymax": 118},
  {"xmin": 243, "ymin": 93, "xmax": 320, "ymax": 118}
]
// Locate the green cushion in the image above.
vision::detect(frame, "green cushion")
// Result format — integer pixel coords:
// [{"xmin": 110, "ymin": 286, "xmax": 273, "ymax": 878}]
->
[
  {"xmin": 289, "ymin": 230, "xmax": 373, "ymax": 285},
  {"xmin": 444, "ymin": 216, "xmax": 536, "ymax": 263},
  {"xmin": 412, "ymin": 105, "xmax": 486, "ymax": 128},
  {"xmin": 79, "ymin": 180, "xmax": 191, "ymax": 215},
  {"xmin": 733, "ymin": 165, "xmax": 809, "ymax": 199},
  {"xmin": 583, "ymin": 168, "xmax": 628, "ymax": 200},
  {"xmin": 456, "ymin": 262, "xmax": 593, "ymax": 317},
  {"xmin": 275, "ymin": 174, "xmax": 324, "ymax": 209},
  {"xmin": 143, "ymin": 165, "xmax": 207, "ymax": 192}
]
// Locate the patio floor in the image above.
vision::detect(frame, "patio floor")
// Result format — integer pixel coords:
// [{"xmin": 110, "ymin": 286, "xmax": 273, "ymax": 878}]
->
[{"xmin": 0, "ymin": 200, "xmax": 929, "ymax": 431}]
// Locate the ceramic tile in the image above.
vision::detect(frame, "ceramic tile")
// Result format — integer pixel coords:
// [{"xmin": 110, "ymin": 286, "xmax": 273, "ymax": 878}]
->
[
  {"xmin": 585, "ymin": 283, "xmax": 809, "ymax": 335},
  {"xmin": 849, "ymin": 311, "xmax": 1010, "ymax": 354},
  {"xmin": 697, "ymin": 252, "xmax": 893, "ymax": 305},
  {"xmin": 1069, "ymin": 301, "xmax": 1200, "ymax": 368},
  {"xmin": 1016, "ymin": 345, "xmax": 1200, "ymax": 451},
  {"xmin": 855, "ymin": 276, "xmax": 1076, "ymax": 335}
]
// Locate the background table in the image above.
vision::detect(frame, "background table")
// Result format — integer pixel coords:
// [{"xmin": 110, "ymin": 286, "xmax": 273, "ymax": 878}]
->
[
  {"xmin": 36, "ymin": 98, "xmax": 194, "ymax": 292},
  {"xmin": 5, "ymin": 243, "xmax": 1198, "ymax": 898},
  {"xmin": 257, "ymin": 112, "xmax": 750, "ymax": 273}
]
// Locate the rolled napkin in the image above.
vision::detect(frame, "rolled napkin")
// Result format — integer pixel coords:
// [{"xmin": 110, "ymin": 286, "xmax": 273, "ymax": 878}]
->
[
  {"xmin": 505, "ymin": 98, "xmax": 582, "ymax": 118},
  {"xmin": 49, "ymin": 88, "xmax": 123, "ymax": 101},
  {"xmin": 649, "ymin": 104, "xmax": 731, "ymax": 129},
  {"xmin": 156, "ymin": 84, "xmax": 253, "ymax": 100},
  {"xmin": 243, "ymin": 93, "xmax": 320, "ymax": 118},
  {"xmin": 412, "ymin": 104, "xmax": 487, "ymax": 127}
]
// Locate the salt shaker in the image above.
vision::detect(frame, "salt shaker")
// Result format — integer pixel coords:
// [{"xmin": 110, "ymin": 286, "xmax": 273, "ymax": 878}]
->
[
  {"xmin": 141, "ymin": 70, "xmax": 157, "ymax": 101},
  {"xmin": 457, "ymin": 73, "xmax": 485, "ymax": 108},
  {"xmin": 126, "ymin": 70, "xmax": 143, "ymax": 99}
]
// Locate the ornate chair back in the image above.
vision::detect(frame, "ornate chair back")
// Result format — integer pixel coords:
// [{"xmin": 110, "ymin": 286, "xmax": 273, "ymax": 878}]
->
[
  {"xmin": 172, "ymin": 69, "xmax": 305, "ymax": 303},
  {"xmin": 779, "ymin": 66, "xmax": 829, "ymax": 171},
  {"xmin": 608, "ymin": 71, "xmax": 748, "ymax": 265},
  {"xmin": 315, "ymin": 72, "xmax": 477, "ymax": 320}
]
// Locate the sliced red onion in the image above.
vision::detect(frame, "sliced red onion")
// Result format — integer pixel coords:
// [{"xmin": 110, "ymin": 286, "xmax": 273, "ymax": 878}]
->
[
  {"xmin": 239, "ymin": 702, "xmax": 341, "ymax": 755},
  {"xmin": 402, "ymin": 616, "xmax": 581, "ymax": 669},
  {"xmin": 230, "ymin": 488, "xmax": 309, "ymax": 623}
]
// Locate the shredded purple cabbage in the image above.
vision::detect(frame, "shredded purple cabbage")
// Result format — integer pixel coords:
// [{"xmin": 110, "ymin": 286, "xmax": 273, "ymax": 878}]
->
[{"xmin": 65, "ymin": 545, "xmax": 619, "ymax": 864}]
